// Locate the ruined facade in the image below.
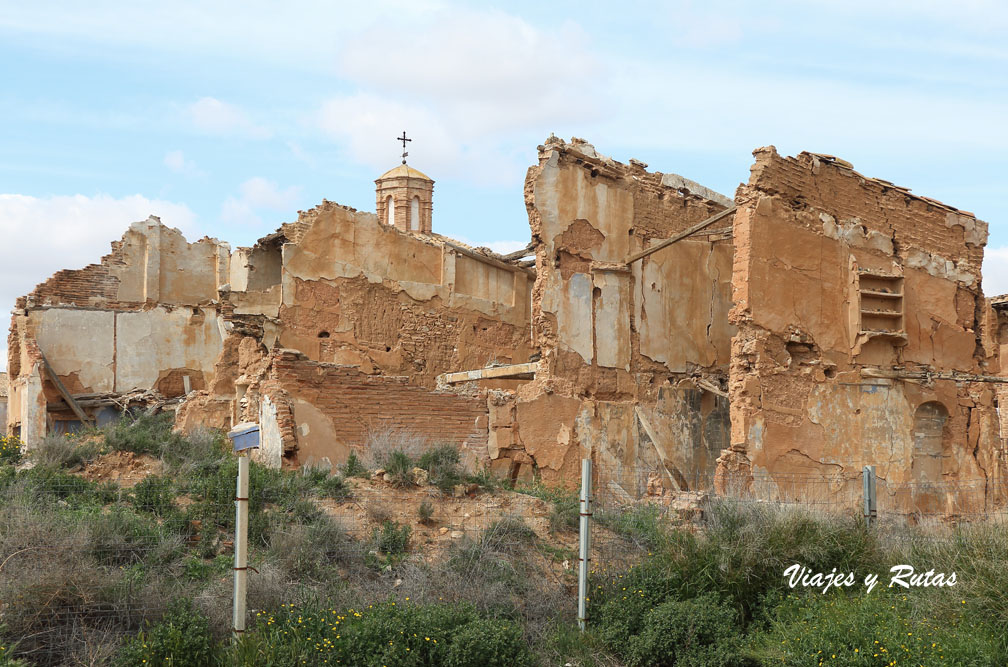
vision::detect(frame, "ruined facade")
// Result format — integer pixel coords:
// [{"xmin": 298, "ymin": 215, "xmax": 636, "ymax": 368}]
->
[
  {"xmin": 0, "ymin": 372, "xmax": 7, "ymax": 436},
  {"xmin": 7, "ymin": 139, "xmax": 1006, "ymax": 510}
]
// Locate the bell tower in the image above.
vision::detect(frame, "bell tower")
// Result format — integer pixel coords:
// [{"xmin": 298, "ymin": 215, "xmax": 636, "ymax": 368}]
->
[{"xmin": 375, "ymin": 131, "xmax": 434, "ymax": 234}]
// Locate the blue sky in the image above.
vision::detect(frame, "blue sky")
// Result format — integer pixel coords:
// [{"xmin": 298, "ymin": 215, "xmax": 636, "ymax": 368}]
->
[{"xmin": 1, "ymin": 1, "xmax": 1006, "ymax": 368}]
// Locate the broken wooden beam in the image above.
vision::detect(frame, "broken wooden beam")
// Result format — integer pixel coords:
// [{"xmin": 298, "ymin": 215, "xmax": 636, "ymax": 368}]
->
[
  {"xmin": 40, "ymin": 352, "xmax": 94, "ymax": 424},
  {"xmin": 694, "ymin": 377, "xmax": 729, "ymax": 398},
  {"xmin": 442, "ymin": 241, "xmax": 536, "ymax": 277},
  {"xmin": 500, "ymin": 242, "xmax": 535, "ymax": 261},
  {"xmin": 438, "ymin": 362, "xmax": 538, "ymax": 385},
  {"xmin": 861, "ymin": 368, "xmax": 1008, "ymax": 384},
  {"xmin": 624, "ymin": 206, "xmax": 736, "ymax": 266}
]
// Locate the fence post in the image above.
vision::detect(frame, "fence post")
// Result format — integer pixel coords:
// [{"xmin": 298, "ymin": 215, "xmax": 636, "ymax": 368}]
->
[
  {"xmin": 233, "ymin": 452, "xmax": 250, "ymax": 640},
  {"xmin": 578, "ymin": 458, "xmax": 592, "ymax": 632},
  {"xmin": 862, "ymin": 465, "xmax": 876, "ymax": 527}
]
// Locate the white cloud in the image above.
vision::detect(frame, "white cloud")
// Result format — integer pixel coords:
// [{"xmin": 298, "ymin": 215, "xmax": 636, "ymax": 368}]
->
[
  {"xmin": 220, "ymin": 178, "xmax": 302, "ymax": 236},
  {"xmin": 318, "ymin": 9, "xmax": 601, "ymax": 184},
  {"xmin": 0, "ymin": 193, "xmax": 198, "ymax": 370},
  {"xmin": 0, "ymin": 1, "xmax": 445, "ymax": 68},
  {"xmin": 185, "ymin": 97, "xmax": 271, "ymax": 139},
  {"xmin": 983, "ymin": 246, "xmax": 1008, "ymax": 297},
  {"xmin": 163, "ymin": 149, "xmax": 201, "ymax": 175},
  {"xmin": 239, "ymin": 177, "xmax": 301, "ymax": 210}
]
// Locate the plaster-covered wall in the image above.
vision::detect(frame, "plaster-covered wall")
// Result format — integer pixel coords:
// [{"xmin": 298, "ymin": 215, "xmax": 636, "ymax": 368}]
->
[
  {"xmin": 726, "ymin": 148, "xmax": 1003, "ymax": 511},
  {"xmin": 490, "ymin": 137, "xmax": 736, "ymax": 488},
  {"xmin": 0, "ymin": 372, "xmax": 7, "ymax": 436},
  {"xmin": 8, "ymin": 217, "xmax": 231, "ymax": 444},
  {"xmin": 231, "ymin": 201, "xmax": 534, "ymax": 389}
]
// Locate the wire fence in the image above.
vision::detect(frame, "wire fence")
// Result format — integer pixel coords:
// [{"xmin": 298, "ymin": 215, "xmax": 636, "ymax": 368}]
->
[
  {"xmin": 0, "ymin": 456, "xmax": 573, "ymax": 665},
  {"xmin": 2, "ymin": 442, "xmax": 1007, "ymax": 664},
  {"xmin": 587, "ymin": 462, "xmax": 1008, "ymax": 575}
]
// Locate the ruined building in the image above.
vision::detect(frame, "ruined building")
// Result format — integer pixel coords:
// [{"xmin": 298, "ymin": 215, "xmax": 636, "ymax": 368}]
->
[{"xmin": 7, "ymin": 137, "xmax": 1007, "ymax": 511}]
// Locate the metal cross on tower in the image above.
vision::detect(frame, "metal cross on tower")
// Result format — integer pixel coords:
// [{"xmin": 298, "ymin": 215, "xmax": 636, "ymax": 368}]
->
[{"xmin": 397, "ymin": 131, "xmax": 411, "ymax": 164}]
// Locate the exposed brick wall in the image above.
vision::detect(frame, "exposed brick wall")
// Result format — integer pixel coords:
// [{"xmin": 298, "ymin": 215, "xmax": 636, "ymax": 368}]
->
[
  {"xmin": 631, "ymin": 172, "xmax": 727, "ymax": 242},
  {"xmin": 261, "ymin": 352, "xmax": 488, "ymax": 454},
  {"xmin": 746, "ymin": 148, "xmax": 986, "ymax": 267},
  {"xmin": 18, "ymin": 240, "xmax": 127, "ymax": 309},
  {"xmin": 280, "ymin": 276, "xmax": 530, "ymax": 388}
]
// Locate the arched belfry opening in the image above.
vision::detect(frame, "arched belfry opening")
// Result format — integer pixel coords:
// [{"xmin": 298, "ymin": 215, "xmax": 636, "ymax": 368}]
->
[{"xmin": 375, "ymin": 131, "xmax": 434, "ymax": 234}]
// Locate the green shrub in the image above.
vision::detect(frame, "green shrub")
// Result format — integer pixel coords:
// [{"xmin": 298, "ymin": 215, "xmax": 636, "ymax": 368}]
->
[
  {"xmin": 445, "ymin": 619, "xmax": 536, "ymax": 667},
  {"xmin": 232, "ymin": 600, "xmax": 532, "ymax": 667},
  {"xmin": 747, "ymin": 590, "xmax": 1002, "ymax": 666},
  {"xmin": 342, "ymin": 451, "xmax": 370, "ymax": 478},
  {"xmin": 384, "ymin": 449, "xmax": 415, "ymax": 486},
  {"xmin": 0, "ymin": 435, "xmax": 22, "ymax": 466},
  {"xmin": 621, "ymin": 594, "xmax": 744, "ymax": 667},
  {"xmin": 418, "ymin": 500, "xmax": 435, "ymax": 524},
  {"xmin": 549, "ymin": 494, "xmax": 579, "ymax": 533},
  {"xmin": 86, "ymin": 506, "xmax": 177, "ymax": 566},
  {"xmin": 597, "ymin": 503, "xmax": 672, "ymax": 551},
  {"xmin": 374, "ymin": 520, "xmax": 411, "ymax": 558},
  {"xmin": 418, "ymin": 444, "xmax": 463, "ymax": 493},
  {"xmin": 183, "ymin": 554, "xmax": 231, "ymax": 581},
  {"xmin": 10, "ymin": 466, "xmax": 119, "ymax": 507},
  {"xmin": 26, "ymin": 433, "xmax": 101, "ymax": 469},
  {"xmin": 113, "ymin": 598, "xmax": 220, "ymax": 667},
  {"xmin": 317, "ymin": 472, "xmax": 351, "ymax": 500},
  {"xmin": 517, "ymin": 482, "xmax": 579, "ymax": 532},
  {"xmin": 105, "ymin": 412, "xmax": 183, "ymax": 457},
  {"xmin": 130, "ymin": 475, "xmax": 176, "ymax": 516}
]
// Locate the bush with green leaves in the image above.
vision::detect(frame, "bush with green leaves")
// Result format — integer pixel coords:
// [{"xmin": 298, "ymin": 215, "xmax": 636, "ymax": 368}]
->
[
  {"xmin": 0, "ymin": 465, "xmax": 119, "ymax": 508},
  {"xmin": 342, "ymin": 451, "xmax": 370, "ymax": 478},
  {"xmin": 418, "ymin": 499, "xmax": 435, "ymax": 524},
  {"xmin": 231, "ymin": 600, "xmax": 536, "ymax": 667},
  {"xmin": 373, "ymin": 519, "xmax": 411, "ymax": 558},
  {"xmin": 620, "ymin": 593, "xmax": 745, "ymax": 667},
  {"xmin": 384, "ymin": 449, "xmax": 415, "ymax": 486},
  {"xmin": 130, "ymin": 474, "xmax": 177, "ymax": 516},
  {"xmin": 105, "ymin": 412, "xmax": 186, "ymax": 457},
  {"xmin": 445, "ymin": 619, "xmax": 536, "ymax": 667},
  {"xmin": 0, "ymin": 436, "xmax": 20, "ymax": 466},
  {"xmin": 748, "ymin": 590, "xmax": 1003, "ymax": 666},
  {"xmin": 114, "ymin": 598, "xmax": 221, "ymax": 667},
  {"xmin": 516, "ymin": 481, "xmax": 579, "ymax": 532},
  {"xmin": 418, "ymin": 444, "xmax": 464, "ymax": 493}
]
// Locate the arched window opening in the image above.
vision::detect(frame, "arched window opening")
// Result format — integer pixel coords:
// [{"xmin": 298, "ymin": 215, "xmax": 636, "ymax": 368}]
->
[
  {"xmin": 386, "ymin": 195, "xmax": 394, "ymax": 227},
  {"xmin": 410, "ymin": 196, "xmax": 420, "ymax": 231}
]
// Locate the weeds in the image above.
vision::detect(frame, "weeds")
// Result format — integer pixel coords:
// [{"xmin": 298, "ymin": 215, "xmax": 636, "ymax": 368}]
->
[
  {"xmin": 25, "ymin": 433, "xmax": 102, "ymax": 468},
  {"xmin": 418, "ymin": 500, "xmax": 435, "ymax": 524},
  {"xmin": 418, "ymin": 444, "xmax": 464, "ymax": 493},
  {"xmin": 373, "ymin": 520, "xmax": 411, "ymax": 559},
  {"xmin": 516, "ymin": 481, "xmax": 579, "ymax": 533},
  {"xmin": 341, "ymin": 451, "xmax": 370, "ymax": 478}
]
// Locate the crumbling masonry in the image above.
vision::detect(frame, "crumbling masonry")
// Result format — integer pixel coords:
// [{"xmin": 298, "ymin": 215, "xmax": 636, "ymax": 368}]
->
[{"xmin": 7, "ymin": 138, "xmax": 1007, "ymax": 511}]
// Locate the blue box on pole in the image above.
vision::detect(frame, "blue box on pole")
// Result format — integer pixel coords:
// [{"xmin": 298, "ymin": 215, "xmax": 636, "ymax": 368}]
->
[{"xmin": 228, "ymin": 422, "xmax": 260, "ymax": 452}]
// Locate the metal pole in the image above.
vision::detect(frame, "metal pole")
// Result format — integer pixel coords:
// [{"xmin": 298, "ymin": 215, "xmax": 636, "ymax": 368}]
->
[
  {"xmin": 232, "ymin": 453, "xmax": 250, "ymax": 640},
  {"xmin": 578, "ymin": 458, "xmax": 592, "ymax": 631},
  {"xmin": 862, "ymin": 465, "xmax": 876, "ymax": 528}
]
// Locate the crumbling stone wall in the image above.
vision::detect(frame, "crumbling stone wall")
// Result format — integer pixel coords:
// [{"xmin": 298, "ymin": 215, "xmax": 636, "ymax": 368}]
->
[
  {"xmin": 227, "ymin": 201, "xmax": 533, "ymax": 390},
  {"xmin": 725, "ymin": 148, "xmax": 1003, "ymax": 511},
  {"xmin": 494, "ymin": 137, "xmax": 735, "ymax": 491},
  {"xmin": 254, "ymin": 350, "xmax": 488, "ymax": 468},
  {"xmin": 0, "ymin": 372, "xmax": 7, "ymax": 436},
  {"xmin": 7, "ymin": 217, "xmax": 230, "ymax": 443}
]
